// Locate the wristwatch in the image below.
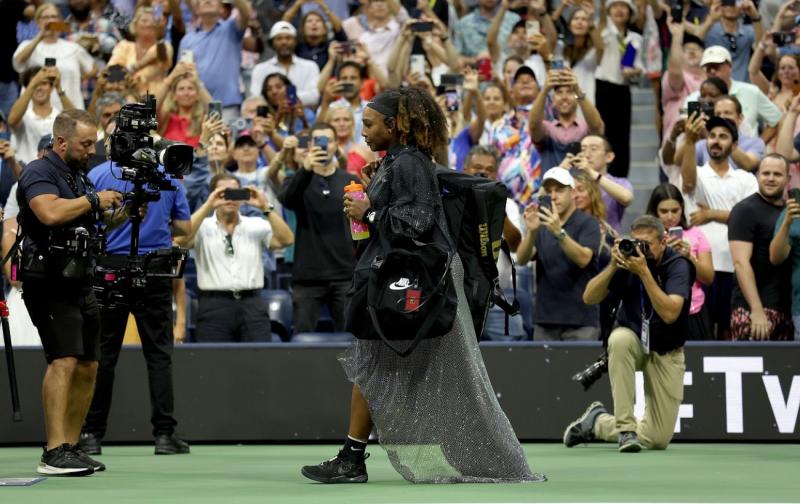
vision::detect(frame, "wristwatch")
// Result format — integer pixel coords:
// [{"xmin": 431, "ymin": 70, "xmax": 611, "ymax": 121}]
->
[{"xmin": 556, "ymin": 229, "xmax": 568, "ymax": 242}]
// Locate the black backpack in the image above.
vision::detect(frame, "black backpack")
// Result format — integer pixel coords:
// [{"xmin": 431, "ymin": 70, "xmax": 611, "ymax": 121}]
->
[{"xmin": 435, "ymin": 166, "xmax": 519, "ymax": 339}]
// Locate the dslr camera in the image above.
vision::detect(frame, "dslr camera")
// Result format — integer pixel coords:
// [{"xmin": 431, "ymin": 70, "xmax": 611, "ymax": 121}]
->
[{"xmin": 618, "ymin": 238, "xmax": 649, "ymax": 257}]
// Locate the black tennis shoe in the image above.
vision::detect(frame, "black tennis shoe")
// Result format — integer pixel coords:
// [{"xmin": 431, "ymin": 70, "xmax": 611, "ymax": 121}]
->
[
  {"xmin": 301, "ymin": 450, "xmax": 369, "ymax": 483},
  {"xmin": 37, "ymin": 443, "xmax": 95, "ymax": 476},
  {"xmin": 78, "ymin": 432, "xmax": 102, "ymax": 455},
  {"xmin": 71, "ymin": 444, "xmax": 106, "ymax": 472},
  {"xmin": 563, "ymin": 401, "xmax": 607, "ymax": 447}
]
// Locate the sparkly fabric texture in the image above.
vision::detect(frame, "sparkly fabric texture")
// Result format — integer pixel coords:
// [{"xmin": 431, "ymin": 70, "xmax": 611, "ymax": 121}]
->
[{"xmin": 340, "ymin": 254, "xmax": 546, "ymax": 484}]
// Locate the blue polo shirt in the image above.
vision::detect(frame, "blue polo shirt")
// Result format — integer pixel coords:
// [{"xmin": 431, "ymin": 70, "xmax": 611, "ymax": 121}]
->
[
  {"xmin": 704, "ymin": 22, "xmax": 755, "ymax": 83},
  {"xmin": 88, "ymin": 162, "xmax": 191, "ymax": 255},
  {"xmin": 178, "ymin": 17, "xmax": 244, "ymax": 107}
]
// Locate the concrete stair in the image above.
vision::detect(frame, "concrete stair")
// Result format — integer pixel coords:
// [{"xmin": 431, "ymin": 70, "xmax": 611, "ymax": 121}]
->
[{"xmin": 620, "ymin": 83, "xmax": 662, "ymax": 232}]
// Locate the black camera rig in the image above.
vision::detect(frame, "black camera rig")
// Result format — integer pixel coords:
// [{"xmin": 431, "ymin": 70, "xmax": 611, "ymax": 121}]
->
[{"xmin": 94, "ymin": 96, "xmax": 194, "ymax": 308}]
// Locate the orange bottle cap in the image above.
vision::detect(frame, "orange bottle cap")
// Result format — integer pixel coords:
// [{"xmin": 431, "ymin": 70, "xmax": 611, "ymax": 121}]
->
[{"xmin": 344, "ymin": 181, "xmax": 364, "ymax": 193}]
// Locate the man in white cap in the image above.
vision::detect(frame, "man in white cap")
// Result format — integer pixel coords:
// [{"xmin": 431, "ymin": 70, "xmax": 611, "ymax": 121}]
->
[
  {"xmin": 693, "ymin": 0, "xmax": 763, "ymax": 83},
  {"xmin": 517, "ymin": 167, "xmax": 602, "ymax": 341},
  {"xmin": 683, "ymin": 45, "xmax": 781, "ymax": 138},
  {"xmin": 249, "ymin": 21, "xmax": 320, "ymax": 106},
  {"xmin": 177, "ymin": 0, "xmax": 253, "ymax": 119}
]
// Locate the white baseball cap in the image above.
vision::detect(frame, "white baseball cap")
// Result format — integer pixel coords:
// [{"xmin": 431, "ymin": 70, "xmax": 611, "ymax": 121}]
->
[
  {"xmin": 606, "ymin": 0, "xmax": 638, "ymax": 20},
  {"xmin": 269, "ymin": 21, "xmax": 297, "ymax": 40},
  {"xmin": 700, "ymin": 45, "xmax": 732, "ymax": 66},
  {"xmin": 541, "ymin": 167, "xmax": 575, "ymax": 188}
]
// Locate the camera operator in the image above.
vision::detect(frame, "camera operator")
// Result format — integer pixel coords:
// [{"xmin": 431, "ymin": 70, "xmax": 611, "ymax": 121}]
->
[
  {"xmin": 565, "ymin": 215, "xmax": 693, "ymax": 453},
  {"xmin": 17, "ymin": 109, "xmax": 125, "ymax": 475},
  {"xmin": 78, "ymin": 147, "xmax": 192, "ymax": 457}
]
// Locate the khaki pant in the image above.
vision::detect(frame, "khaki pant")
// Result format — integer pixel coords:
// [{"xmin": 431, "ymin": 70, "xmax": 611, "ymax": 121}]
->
[{"xmin": 594, "ymin": 326, "xmax": 685, "ymax": 449}]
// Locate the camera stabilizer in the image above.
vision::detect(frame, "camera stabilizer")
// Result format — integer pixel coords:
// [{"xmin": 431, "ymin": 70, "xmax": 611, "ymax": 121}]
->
[{"xmin": 93, "ymin": 96, "xmax": 193, "ymax": 309}]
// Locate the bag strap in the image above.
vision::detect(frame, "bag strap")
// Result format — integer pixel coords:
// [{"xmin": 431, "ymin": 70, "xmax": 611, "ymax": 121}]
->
[{"xmin": 367, "ymin": 291, "xmax": 447, "ymax": 357}]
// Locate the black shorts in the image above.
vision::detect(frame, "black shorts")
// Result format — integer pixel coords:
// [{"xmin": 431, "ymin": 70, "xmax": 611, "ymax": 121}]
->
[{"xmin": 22, "ymin": 281, "xmax": 101, "ymax": 364}]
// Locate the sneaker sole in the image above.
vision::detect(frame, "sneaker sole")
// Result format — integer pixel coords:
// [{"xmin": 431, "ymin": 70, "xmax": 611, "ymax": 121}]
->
[
  {"xmin": 300, "ymin": 467, "xmax": 368, "ymax": 484},
  {"xmin": 619, "ymin": 442, "xmax": 643, "ymax": 453},
  {"xmin": 37, "ymin": 463, "xmax": 94, "ymax": 476},
  {"xmin": 563, "ymin": 401, "xmax": 605, "ymax": 447},
  {"xmin": 155, "ymin": 449, "xmax": 190, "ymax": 455}
]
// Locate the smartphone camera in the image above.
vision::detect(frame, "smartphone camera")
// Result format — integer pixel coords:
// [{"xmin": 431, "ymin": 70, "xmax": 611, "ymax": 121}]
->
[
  {"xmin": 208, "ymin": 101, "xmax": 223, "ymax": 119},
  {"xmin": 44, "ymin": 58, "xmax": 57, "ymax": 67},
  {"xmin": 789, "ymin": 188, "xmax": 800, "ymax": 205}
]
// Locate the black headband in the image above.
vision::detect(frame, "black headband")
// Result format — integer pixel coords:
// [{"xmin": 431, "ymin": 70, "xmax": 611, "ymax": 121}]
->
[{"xmin": 366, "ymin": 90, "xmax": 400, "ymax": 118}]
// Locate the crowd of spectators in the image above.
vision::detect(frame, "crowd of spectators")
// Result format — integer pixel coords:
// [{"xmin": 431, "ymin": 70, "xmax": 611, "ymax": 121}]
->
[{"xmin": 0, "ymin": 0, "xmax": 799, "ymax": 343}]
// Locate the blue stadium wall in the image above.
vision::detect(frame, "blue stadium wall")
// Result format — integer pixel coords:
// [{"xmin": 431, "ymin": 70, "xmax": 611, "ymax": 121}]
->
[{"xmin": 1, "ymin": 342, "xmax": 799, "ymax": 443}]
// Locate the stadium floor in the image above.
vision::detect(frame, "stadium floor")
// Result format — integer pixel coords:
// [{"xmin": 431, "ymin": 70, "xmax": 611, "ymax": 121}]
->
[{"xmin": 0, "ymin": 443, "xmax": 796, "ymax": 503}]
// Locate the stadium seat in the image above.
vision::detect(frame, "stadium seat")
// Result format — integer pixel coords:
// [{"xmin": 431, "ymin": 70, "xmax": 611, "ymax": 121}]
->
[
  {"xmin": 291, "ymin": 332, "xmax": 353, "ymax": 343},
  {"xmin": 261, "ymin": 289, "xmax": 293, "ymax": 341}
]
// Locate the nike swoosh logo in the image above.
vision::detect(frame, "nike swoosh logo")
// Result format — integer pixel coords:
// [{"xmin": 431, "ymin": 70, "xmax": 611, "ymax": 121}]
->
[{"xmin": 389, "ymin": 278, "xmax": 412, "ymax": 291}]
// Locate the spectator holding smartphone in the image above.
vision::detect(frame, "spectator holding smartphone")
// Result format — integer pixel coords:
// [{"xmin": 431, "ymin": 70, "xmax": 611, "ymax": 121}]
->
[
  {"xmin": 748, "ymin": 42, "xmax": 800, "ymax": 112},
  {"xmin": 318, "ymin": 60, "xmax": 369, "ymax": 140},
  {"xmin": 108, "ymin": 6, "xmax": 174, "ymax": 97},
  {"xmin": 260, "ymin": 73, "xmax": 314, "ymax": 141},
  {"xmin": 175, "ymin": 174, "xmax": 294, "ymax": 342},
  {"xmin": 8, "ymin": 66, "xmax": 75, "ymax": 164},
  {"xmin": 694, "ymin": 0, "xmax": 762, "ymax": 83},
  {"xmin": 551, "ymin": 3, "xmax": 604, "ymax": 105},
  {"xmin": 529, "ymin": 68, "xmax": 605, "ymax": 172},
  {"xmin": 13, "ymin": 3, "xmax": 96, "ymax": 110},
  {"xmin": 155, "ymin": 62, "xmax": 213, "ymax": 147},
  {"xmin": 278, "ymin": 122, "xmax": 361, "ymax": 334},
  {"xmin": 249, "ymin": 21, "xmax": 320, "ymax": 108},
  {"xmin": 646, "ymin": 183, "xmax": 715, "ymax": 339},
  {"xmin": 517, "ymin": 167, "xmax": 601, "ymax": 341}
]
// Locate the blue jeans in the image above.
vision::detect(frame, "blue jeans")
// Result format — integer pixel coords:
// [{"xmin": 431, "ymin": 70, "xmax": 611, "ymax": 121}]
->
[{"xmin": 0, "ymin": 81, "xmax": 19, "ymax": 121}]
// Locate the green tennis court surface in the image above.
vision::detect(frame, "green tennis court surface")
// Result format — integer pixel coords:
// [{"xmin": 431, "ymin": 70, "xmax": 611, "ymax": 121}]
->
[{"xmin": 0, "ymin": 444, "xmax": 796, "ymax": 503}]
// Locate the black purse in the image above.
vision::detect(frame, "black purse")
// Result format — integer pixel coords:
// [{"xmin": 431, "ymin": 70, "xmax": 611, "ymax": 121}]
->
[{"xmin": 363, "ymin": 220, "xmax": 458, "ymax": 357}]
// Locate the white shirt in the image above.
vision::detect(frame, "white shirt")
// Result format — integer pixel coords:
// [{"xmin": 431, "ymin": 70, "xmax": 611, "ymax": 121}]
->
[
  {"xmin": 683, "ymin": 80, "xmax": 783, "ymax": 137},
  {"xmin": 684, "ymin": 162, "xmax": 758, "ymax": 273},
  {"xmin": 12, "ymin": 105, "xmax": 58, "ymax": 165},
  {"xmin": 595, "ymin": 23, "xmax": 644, "ymax": 85},
  {"xmin": 248, "ymin": 55, "xmax": 321, "ymax": 107},
  {"xmin": 4, "ymin": 182, "xmax": 20, "ymax": 221},
  {"xmin": 195, "ymin": 214, "xmax": 273, "ymax": 291},
  {"xmin": 12, "ymin": 39, "xmax": 94, "ymax": 111}
]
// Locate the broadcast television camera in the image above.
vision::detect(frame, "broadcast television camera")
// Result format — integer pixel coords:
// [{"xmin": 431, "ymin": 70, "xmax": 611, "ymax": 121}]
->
[{"xmin": 93, "ymin": 96, "xmax": 193, "ymax": 308}]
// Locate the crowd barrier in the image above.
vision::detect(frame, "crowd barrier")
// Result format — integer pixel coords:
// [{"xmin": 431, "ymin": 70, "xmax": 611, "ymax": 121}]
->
[{"xmin": 1, "ymin": 341, "xmax": 798, "ymax": 443}]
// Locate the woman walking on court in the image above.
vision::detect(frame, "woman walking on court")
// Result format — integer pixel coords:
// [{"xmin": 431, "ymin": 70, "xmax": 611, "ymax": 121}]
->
[{"xmin": 300, "ymin": 87, "xmax": 545, "ymax": 484}]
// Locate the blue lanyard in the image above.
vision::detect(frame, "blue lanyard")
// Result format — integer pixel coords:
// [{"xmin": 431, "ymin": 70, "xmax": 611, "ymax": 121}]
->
[{"xmin": 639, "ymin": 282, "xmax": 653, "ymax": 322}]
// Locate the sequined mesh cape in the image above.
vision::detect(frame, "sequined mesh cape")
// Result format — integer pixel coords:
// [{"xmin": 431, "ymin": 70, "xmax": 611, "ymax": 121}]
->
[{"xmin": 341, "ymin": 145, "xmax": 546, "ymax": 483}]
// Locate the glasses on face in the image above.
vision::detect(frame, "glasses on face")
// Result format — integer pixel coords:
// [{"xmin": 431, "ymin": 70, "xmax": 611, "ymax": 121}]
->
[{"xmin": 224, "ymin": 234, "xmax": 234, "ymax": 256}]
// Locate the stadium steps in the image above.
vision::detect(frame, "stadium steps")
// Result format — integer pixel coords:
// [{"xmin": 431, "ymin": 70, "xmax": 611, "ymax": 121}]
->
[{"xmin": 621, "ymin": 84, "xmax": 662, "ymax": 231}]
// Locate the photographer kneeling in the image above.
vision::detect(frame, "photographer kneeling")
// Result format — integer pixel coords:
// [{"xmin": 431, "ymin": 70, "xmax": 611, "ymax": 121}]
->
[
  {"xmin": 18, "ymin": 110, "xmax": 126, "ymax": 475},
  {"xmin": 564, "ymin": 215, "xmax": 694, "ymax": 453}
]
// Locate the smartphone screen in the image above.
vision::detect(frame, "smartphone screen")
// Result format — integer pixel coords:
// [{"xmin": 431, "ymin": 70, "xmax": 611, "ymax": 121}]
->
[
  {"xmin": 687, "ymin": 101, "xmax": 701, "ymax": 118},
  {"xmin": 526, "ymin": 20, "xmax": 540, "ymax": 37},
  {"xmin": 538, "ymin": 195, "xmax": 552, "ymax": 209},
  {"xmin": 565, "ymin": 142, "xmax": 582, "ymax": 156},
  {"xmin": 224, "ymin": 188, "xmax": 251, "ymax": 201},
  {"xmin": 256, "ymin": 105, "xmax": 269, "ymax": 118},
  {"xmin": 313, "ymin": 136, "xmax": 329, "ymax": 150},
  {"xmin": 551, "ymin": 59, "xmax": 566, "ymax": 70},
  {"xmin": 297, "ymin": 135, "xmax": 310, "ymax": 149},
  {"xmin": 44, "ymin": 58, "xmax": 57, "ymax": 67},
  {"xmin": 179, "ymin": 50, "xmax": 194, "ymax": 64},
  {"xmin": 445, "ymin": 90, "xmax": 459, "ymax": 112},
  {"xmin": 409, "ymin": 54, "xmax": 426, "ymax": 77},
  {"xmin": 668, "ymin": 227, "xmax": 684, "ymax": 240},
  {"xmin": 339, "ymin": 82, "xmax": 355, "ymax": 94}
]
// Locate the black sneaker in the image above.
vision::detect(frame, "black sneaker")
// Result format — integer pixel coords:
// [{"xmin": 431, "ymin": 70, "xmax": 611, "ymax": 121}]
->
[
  {"xmin": 618, "ymin": 431, "xmax": 642, "ymax": 453},
  {"xmin": 301, "ymin": 450, "xmax": 369, "ymax": 483},
  {"xmin": 37, "ymin": 443, "xmax": 95, "ymax": 476},
  {"xmin": 71, "ymin": 445, "xmax": 106, "ymax": 472},
  {"xmin": 563, "ymin": 401, "xmax": 607, "ymax": 447},
  {"xmin": 79, "ymin": 432, "xmax": 102, "ymax": 456},
  {"xmin": 154, "ymin": 434, "xmax": 191, "ymax": 455}
]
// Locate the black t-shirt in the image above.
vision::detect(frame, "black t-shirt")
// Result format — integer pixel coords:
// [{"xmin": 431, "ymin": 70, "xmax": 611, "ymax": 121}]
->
[
  {"xmin": 279, "ymin": 167, "xmax": 359, "ymax": 283},
  {"xmin": 610, "ymin": 248, "xmax": 693, "ymax": 354},
  {"xmin": 534, "ymin": 209, "xmax": 601, "ymax": 327},
  {"xmin": 0, "ymin": 0, "xmax": 26, "ymax": 83},
  {"xmin": 17, "ymin": 152, "xmax": 98, "ymax": 288},
  {"xmin": 728, "ymin": 193, "xmax": 791, "ymax": 312}
]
